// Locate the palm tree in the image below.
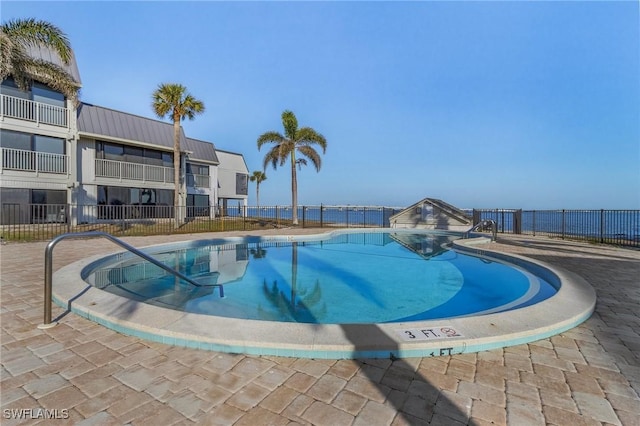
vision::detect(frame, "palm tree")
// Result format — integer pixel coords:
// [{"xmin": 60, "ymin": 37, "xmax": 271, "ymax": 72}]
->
[
  {"xmin": 152, "ymin": 83, "xmax": 205, "ymax": 228},
  {"xmin": 249, "ymin": 170, "xmax": 267, "ymax": 207},
  {"xmin": 0, "ymin": 18, "xmax": 80, "ymax": 101},
  {"xmin": 257, "ymin": 110, "xmax": 327, "ymax": 225}
]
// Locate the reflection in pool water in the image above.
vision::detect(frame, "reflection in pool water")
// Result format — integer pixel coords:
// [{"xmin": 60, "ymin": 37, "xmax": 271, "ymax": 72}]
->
[{"xmin": 83, "ymin": 232, "xmax": 557, "ymax": 324}]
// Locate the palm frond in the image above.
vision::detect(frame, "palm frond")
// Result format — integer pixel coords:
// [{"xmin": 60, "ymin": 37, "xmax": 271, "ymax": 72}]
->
[
  {"xmin": 297, "ymin": 145, "xmax": 323, "ymax": 171},
  {"xmin": 250, "ymin": 170, "xmax": 267, "ymax": 183},
  {"xmin": 22, "ymin": 58, "xmax": 79, "ymax": 100},
  {"xmin": 278, "ymin": 140, "xmax": 295, "ymax": 167},
  {"xmin": 262, "ymin": 146, "xmax": 283, "ymax": 171},
  {"xmin": 151, "ymin": 83, "xmax": 205, "ymax": 121},
  {"xmin": 281, "ymin": 110, "xmax": 298, "ymax": 139},
  {"xmin": 2, "ymin": 18, "xmax": 72, "ymax": 64},
  {"xmin": 181, "ymin": 94, "xmax": 205, "ymax": 120},
  {"xmin": 1, "ymin": 20, "xmax": 79, "ymax": 100},
  {"xmin": 0, "ymin": 32, "xmax": 29, "ymax": 83},
  {"xmin": 297, "ymin": 127, "xmax": 327, "ymax": 153},
  {"xmin": 257, "ymin": 131, "xmax": 285, "ymax": 149}
]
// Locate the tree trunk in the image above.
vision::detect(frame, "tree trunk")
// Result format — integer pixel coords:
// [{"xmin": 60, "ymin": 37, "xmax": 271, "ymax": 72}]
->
[
  {"xmin": 173, "ymin": 116, "xmax": 181, "ymax": 228},
  {"xmin": 256, "ymin": 183, "xmax": 260, "ymax": 207},
  {"xmin": 291, "ymin": 151, "xmax": 298, "ymax": 225}
]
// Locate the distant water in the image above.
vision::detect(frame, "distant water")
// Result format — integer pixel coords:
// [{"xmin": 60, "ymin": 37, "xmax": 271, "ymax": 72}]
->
[
  {"xmin": 476, "ymin": 209, "xmax": 640, "ymax": 240},
  {"xmin": 228, "ymin": 206, "xmax": 403, "ymax": 227},
  {"xmin": 226, "ymin": 205, "xmax": 640, "ymax": 241}
]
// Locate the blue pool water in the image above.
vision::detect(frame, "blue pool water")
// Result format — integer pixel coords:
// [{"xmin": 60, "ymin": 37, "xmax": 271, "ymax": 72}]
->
[{"xmin": 83, "ymin": 231, "xmax": 558, "ymax": 324}]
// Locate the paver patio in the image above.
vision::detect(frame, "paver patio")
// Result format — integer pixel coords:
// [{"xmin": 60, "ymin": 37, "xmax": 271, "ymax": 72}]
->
[{"xmin": 1, "ymin": 230, "xmax": 639, "ymax": 425}]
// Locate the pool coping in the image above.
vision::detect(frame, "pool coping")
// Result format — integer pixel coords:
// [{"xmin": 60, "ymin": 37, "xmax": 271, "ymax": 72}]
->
[{"xmin": 51, "ymin": 229, "xmax": 597, "ymax": 359}]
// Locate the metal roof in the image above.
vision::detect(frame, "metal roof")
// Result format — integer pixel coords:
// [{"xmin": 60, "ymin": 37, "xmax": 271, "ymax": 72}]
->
[
  {"xmin": 26, "ymin": 45, "xmax": 82, "ymax": 86},
  {"xmin": 185, "ymin": 137, "xmax": 219, "ymax": 165},
  {"xmin": 77, "ymin": 102, "xmax": 218, "ymax": 163}
]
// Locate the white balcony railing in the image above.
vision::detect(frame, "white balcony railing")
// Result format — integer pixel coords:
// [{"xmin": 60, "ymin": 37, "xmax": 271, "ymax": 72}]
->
[
  {"xmin": 1, "ymin": 147, "xmax": 68, "ymax": 174},
  {"xmin": 95, "ymin": 158, "xmax": 175, "ymax": 183},
  {"xmin": 187, "ymin": 173, "xmax": 210, "ymax": 188},
  {"xmin": 1, "ymin": 94, "xmax": 69, "ymax": 128}
]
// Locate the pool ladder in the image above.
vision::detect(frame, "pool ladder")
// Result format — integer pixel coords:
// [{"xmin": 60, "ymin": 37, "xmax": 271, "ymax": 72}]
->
[
  {"xmin": 466, "ymin": 219, "xmax": 498, "ymax": 241},
  {"xmin": 40, "ymin": 231, "xmax": 224, "ymax": 328}
]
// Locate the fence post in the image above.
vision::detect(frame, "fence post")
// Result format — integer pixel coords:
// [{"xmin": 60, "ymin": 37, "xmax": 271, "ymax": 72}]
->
[
  {"xmin": 346, "ymin": 207, "xmax": 349, "ymax": 228},
  {"xmin": 276, "ymin": 206, "xmax": 280, "ymax": 228},
  {"xmin": 600, "ymin": 209, "xmax": 604, "ymax": 243},
  {"xmin": 514, "ymin": 209, "xmax": 522, "ymax": 234},
  {"xmin": 302, "ymin": 206, "xmax": 306, "ymax": 228},
  {"xmin": 67, "ymin": 203, "xmax": 71, "ymax": 233},
  {"xmin": 320, "ymin": 204, "xmax": 324, "ymax": 228},
  {"xmin": 243, "ymin": 205, "xmax": 246, "ymax": 231},
  {"xmin": 121, "ymin": 204, "xmax": 125, "ymax": 232},
  {"xmin": 363, "ymin": 207, "xmax": 367, "ymax": 227},
  {"xmin": 532, "ymin": 210, "xmax": 536, "ymax": 236},
  {"xmin": 562, "ymin": 209, "xmax": 566, "ymax": 240}
]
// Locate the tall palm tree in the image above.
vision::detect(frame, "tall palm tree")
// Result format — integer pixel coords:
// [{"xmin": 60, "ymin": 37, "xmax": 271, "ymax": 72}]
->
[
  {"xmin": 249, "ymin": 170, "xmax": 267, "ymax": 207},
  {"xmin": 0, "ymin": 18, "xmax": 79, "ymax": 101},
  {"xmin": 257, "ymin": 110, "xmax": 327, "ymax": 225},
  {"xmin": 151, "ymin": 83, "xmax": 205, "ymax": 228}
]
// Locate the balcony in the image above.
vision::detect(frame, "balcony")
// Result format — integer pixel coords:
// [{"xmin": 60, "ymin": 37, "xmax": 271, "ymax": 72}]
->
[
  {"xmin": 1, "ymin": 94, "xmax": 69, "ymax": 128},
  {"xmin": 1, "ymin": 147, "xmax": 68, "ymax": 174},
  {"xmin": 186, "ymin": 173, "xmax": 210, "ymax": 188},
  {"xmin": 95, "ymin": 158, "xmax": 175, "ymax": 184}
]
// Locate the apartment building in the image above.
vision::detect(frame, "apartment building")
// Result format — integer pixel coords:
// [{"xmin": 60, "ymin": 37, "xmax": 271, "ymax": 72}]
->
[{"xmin": 1, "ymin": 48, "xmax": 248, "ymax": 225}]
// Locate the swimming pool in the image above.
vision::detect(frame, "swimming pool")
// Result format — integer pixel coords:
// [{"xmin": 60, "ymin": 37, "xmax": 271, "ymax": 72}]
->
[
  {"xmin": 83, "ymin": 231, "xmax": 557, "ymax": 324},
  {"xmin": 52, "ymin": 229, "xmax": 596, "ymax": 359}
]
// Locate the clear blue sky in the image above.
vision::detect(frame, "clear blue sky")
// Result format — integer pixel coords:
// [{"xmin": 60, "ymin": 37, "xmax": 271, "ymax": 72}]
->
[{"xmin": 4, "ymin": 1, "xmax": 639, "ymax": 209}]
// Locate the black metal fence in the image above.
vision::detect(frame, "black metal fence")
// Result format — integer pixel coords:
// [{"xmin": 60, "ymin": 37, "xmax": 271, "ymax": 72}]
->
[
  {"xmin": 2, "ymin": 203, "xmax": 638, "ymax": 248},
  {"xmin": 0, "ymin": 204, "xmax": 402, "ymax": 242},
  {"xmin": 473, "ymin": 209, "xmax": 640, "ymax": 248}
]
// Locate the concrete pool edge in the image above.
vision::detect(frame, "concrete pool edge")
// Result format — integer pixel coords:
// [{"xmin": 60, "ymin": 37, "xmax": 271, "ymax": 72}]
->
[{"xmin": 51, "ymin": 230, "xmax": 597, "ymax": 359}]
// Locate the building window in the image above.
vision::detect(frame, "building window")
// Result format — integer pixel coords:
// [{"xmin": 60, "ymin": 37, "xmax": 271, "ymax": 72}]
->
[
  {"xmin": 236, "ymin": 173, "xmax": 248, "ymax": 196},
  {"xmin": 0, "ymin": 130, "xmax": 65, "ymax": 154},
  {"xmin": 1, "ymin": 130, "xmax": 65, "ymax": 172},
  {"xmin": 30, "ymin": 189, "xmax": 66, "ymax": 223},
  {"xmin": 143, "ymin": 149, "xmax": 162, "ymax": 166},
  {"xmin": 96, "ymin": 140, "xmax": 172, "ymax": 166},
  {"xmin": 123, "ymin": 145, "xmax": 143, "ymax": 163},
  {"xmin": 0, "ymin": 129, "xmax": 31, "ymax": 151},
  {"xmin": 32, "ymin": 83, "xmax": 65, "ymax": 107},
  {"xmin": 0, "ymin": 188, "xmax": 66, "ymax": 224},
  {"xmin": 0, "ymin": 188, "xmax": 29, "ymax": 225},
  {"xmin": 97, "ymin": 185, "xmax": 173, "ymax": 219},
  {"xmin": 187, "ymin": 194, "xmax": 210, "ymax": 217},
  {"xmin": 187, "ymin": 163, "xmax": 209, "ymax": 176},
  {"xmin": 1, "ymin": 78, "xmax": 65, "ymax": 106},
  {"xmin": 0, "ymin": 78, "xmax": 29, "ymax": 99},
  {"xmin": 34, "ymin": 135, "xmax": 65, "ymax": 155}
]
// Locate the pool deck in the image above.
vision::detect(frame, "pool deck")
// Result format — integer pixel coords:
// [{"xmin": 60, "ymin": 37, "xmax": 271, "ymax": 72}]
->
[{"xmin": 1, "ymin": 229, "xmax": 639, "ymax": 425}]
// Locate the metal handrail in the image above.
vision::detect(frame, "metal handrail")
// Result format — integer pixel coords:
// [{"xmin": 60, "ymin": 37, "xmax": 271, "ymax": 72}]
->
[
  {"xmin": 40, "ymin": 231, "xmax": 224, "ymax": 328},
  {"xmin": 466, "ymin": 219, "xmax": 498, "ymax": 241}
]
